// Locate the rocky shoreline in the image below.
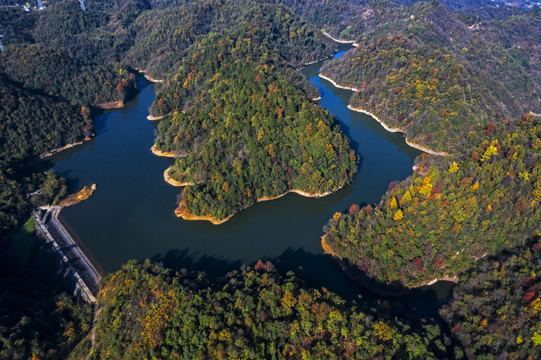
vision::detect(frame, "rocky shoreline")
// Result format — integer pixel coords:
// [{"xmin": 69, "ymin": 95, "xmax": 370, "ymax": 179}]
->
[
  {"xmin": 150, "ymin": 145, "xmax": 176, "ymax": 158},
  {"xmin": 319, "ymin": 72, "xmax": 451, "ymax": 157},
  {"xmin": 321, "ymin": 31, "xmax": 359, "ymax": 47},
  {"xmin": 98, "ymin": 100, "xmax": 124, "ymax": 109},
  {"xmin": 39, "ymin": 137, "xmax": 92, "ymax": 159},
  {"xmin": 347, "ymin": 105, "xmax": 449, "ymax": 156},
  {"xmin": 319, "ymin": 74, "xmax": 360, "ymax": 92},
  {"xmin": 169, "ymin": 178, "xmax": 336, "ymax": 225}
]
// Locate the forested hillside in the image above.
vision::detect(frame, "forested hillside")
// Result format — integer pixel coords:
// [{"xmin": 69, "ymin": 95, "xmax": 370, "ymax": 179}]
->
[
  {"xmin": 92, "ymin": 261, "xmax": 453, "ymax": 359},
  {"xmin": 1, "ymin": 0, "xmax": 540, "ymax": 358},
  {"xmin": 315, "ymin": 0, "xmax": 540, "ymax": 294},
  {"xmin": 0, "ymin": 77, "xmax": 92, "ymax": 162},
  {"xmin": 0, "ymin": 45, "xmax": 135, "ymax": 106},
  {"xmin": 123, "ymin": 0, "xmax": 335, "ymax": 79},
  {"xmin": 0, "ymin": 219, "xmax": 92, "ymax": 360},
  {"xmin": 441, "ymin": 237, "xmax": 541, "ymax": 358},
  {"xmin": 324, "ymin": 114, "xmax": 541, "ymax": 288},
  {"xmin": 150, "ymin": 16, "xmax": 355, "ymax": 222},
  {"xmin": 0, "ymin": 76, "xmax": 92, "ymax": 235},
  {"xmin": 319, "ymin": 1, "xmax": 541, "ymax": 153}
]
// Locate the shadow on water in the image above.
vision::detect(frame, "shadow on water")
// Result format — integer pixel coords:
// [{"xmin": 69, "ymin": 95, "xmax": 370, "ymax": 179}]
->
[
  {"xmin": 150, "ymin": 246, "xmax": 453, "ymax": 319},
  {"xmin": 151, "ymin": 248, "xmax": 243, "ymax": 281}
]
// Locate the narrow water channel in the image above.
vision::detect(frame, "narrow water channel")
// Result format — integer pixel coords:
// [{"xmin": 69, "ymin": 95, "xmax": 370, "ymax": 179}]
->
[{"xmin": 45, "ymin": 46, "xmax": 454, "ymax": 317}]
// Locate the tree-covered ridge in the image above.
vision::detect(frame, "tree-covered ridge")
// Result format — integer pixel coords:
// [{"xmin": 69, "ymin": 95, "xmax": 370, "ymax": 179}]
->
[
  {"xmin": 0, "ymin": 1, "xmax": 137, "ymax": 105},
  {"xmin": 0, "ymin": 44, "xmax": 135, "ymax": 106},
  {"xmin": 0, "ymin": 76, "xmax": 92, "ymax": 164},
  {"xmin": 0, "ymin": 76, "xmax": 91, "ymax": 235},
  {"xmin": 441, "ymin": 238, "xmax": 541, "ymax": 359},
  {"xmin": 277, "ymin": 0, "xmax": 497, "ymax": 42},
  {"xmin": 476, "ymin": 9, "xmax": 541, "ymax": 97},
  {"xmin": 277, "ymin": 1, "xmax": 534, "ymax": 42},
  {"xmin": 322, "ymin": 35, "xmax": 488, "ymax": 153},
  {"xmin": 125, "ymin": 0, "xmax": 336, "ymax": 79},
  {"xmin": 318, "ymin": 1, "xmax": 540, "ymax": 153},
  {"xmin": 153, "ymin": 35, "xmax": 356, "ymax": 222},
  {"xmin": 276, "ymin": 0, "xmax": 417, "ymax": 42},
  {"xmin": 323, "ymin": 115, "xmax": 541, "ymax": 288},
  {"xmin": 92, "ymin": 260, "xmax": 451, "ymax": 359}
]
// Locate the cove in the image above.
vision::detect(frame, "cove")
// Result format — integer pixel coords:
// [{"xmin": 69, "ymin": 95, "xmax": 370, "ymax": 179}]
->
[{"xmin": 46, "ymin": 45, "xmax": 453, "ymax": 318}]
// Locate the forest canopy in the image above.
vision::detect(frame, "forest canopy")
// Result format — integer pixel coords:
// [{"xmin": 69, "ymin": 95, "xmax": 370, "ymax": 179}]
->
[
  {"xmin": 152, "ymin": 32, "xmax": 356, "ymax": 222},
  {"xmin": 324, "ymin": 115, "xmax": 541, "ymax": 288},
  {"xmin": 1, "ymin": 1, "xmax": 540, "ymax": 358}
]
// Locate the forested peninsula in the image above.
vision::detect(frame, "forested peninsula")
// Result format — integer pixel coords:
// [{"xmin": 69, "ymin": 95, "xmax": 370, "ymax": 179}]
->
[
  {"xmin": 152, "ymin": 33, "xmax": 356, "ymax": 223},
  {"xmin": 1, "ymin": 0, "xmax": 540, "ymax": 359},
  {"xmin": 315, "ymin": 0, "xmax": 541, "ymax": 291}
]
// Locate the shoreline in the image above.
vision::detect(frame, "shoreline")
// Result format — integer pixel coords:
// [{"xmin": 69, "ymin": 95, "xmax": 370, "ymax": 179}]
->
[
  {"xmin": 39, "ymin": 137, "xmax": 92, "ymax": 159},
  {"xmin": 319, "ymin": 74, "xmax": 360, "ymax": 92},
  {"xmin": 163, "ymin": 167, "xmax": 193, "ymax": 187},
  {"xmin": 175, "ymin": 187, "xmax": 333, "ymax": 224},
  {"xmin": 405, "ymin": 139, "xmax": 449, "ymax": 157},
  {"xmin": 303, "ymin": 55, "xmax": 332, "ymax": 66},
  {"xmin": 347, "ymin": 105, "xmax": 402, "ymax": 132},
  {"xmin": 59, "ymin": 184, "xmax": 97, "ymax": 207},
  {"xmin": 98, "ymin": 100, "xmax": 124, "ymax": 109},
  {"xmin": 347, "ymin": 105, "xmax": 449, "ymax": 156},
  {"xmin": 170, "ymin": 178, "xmax": 336, "ymax": 224},
  {"xmin": 151, "ymin": 145, "xmax": 176, "ymax": 158},
  {"xmin": 320, "ymin": 70, "xmax": 451, "ymax": 157},
  {"xmin": 175, "ymin": 205, "xmax": 233, "ymax": 225},
  {"xmin": 322, "ymin": 31, "xmax": 359, "ymax": 47},
  {"xmin": 321, "ymin": 234, "xmax": 338, "ymax": 256},
  {"xmin": 422, "ymin": 274, "xmax": 459, "ymax": 286},
  {"xmin": 134, "ymin": 67, "xmax": 164, "ymax": 83},
  {"xmin": 147, "ymin": 114, "xmax": 164, "ymax": 121},
  {"xmin": 321, "ymin": 235, "xmax": 459, "ymax": 293},
  {"xmin": 144, "ymin": 74, "xmax": 164, "ymax": 83}
]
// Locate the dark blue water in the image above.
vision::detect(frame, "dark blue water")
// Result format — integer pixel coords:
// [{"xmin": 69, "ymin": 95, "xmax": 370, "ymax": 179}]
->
[
  {"xmin": 47, "ymin": 46, "xmax": 453, "ymax": 317},
  {"xmin": 334, "ymin": 50, "xmax": 348, "ymax": 60}
]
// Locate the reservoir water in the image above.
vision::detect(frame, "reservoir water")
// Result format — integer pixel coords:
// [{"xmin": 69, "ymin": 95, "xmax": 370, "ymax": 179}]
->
[{"xmin": 46, "ymin": 46, "xmax": 453, "ymax": 317}]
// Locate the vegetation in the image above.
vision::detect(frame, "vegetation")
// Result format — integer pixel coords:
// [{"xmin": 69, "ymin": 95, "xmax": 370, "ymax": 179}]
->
[
  {"xmin": 92, "ymin": 260, "xmax": 453, "ymax": 359},
  {"xmin": 0, "ymin": 219, "xmax": 93, "ymax": 360},
  {"xmin": 0, "ymin": 77, "xmax": 92, "ymax": 164},
  {"xmin": 153, "ymin": 33, "xmax": 356, "ymax": 221},
  {"xmin": 315, "ymin": 0, "xmax": 540, "ymax": 298},
  {"xmin": 123, "ymin": 0, "xmax": 336, "ymax": 79},
  {"xmin": 1, "ymin": 0, "xmax": 540, "ymax": 358},
  {"xmin": 441, "ymin": 237, "xmax": 541, "ymax": 359},
  {"xmin": 319, "ymin": 2, "xmax": 541, "ymax": 153},
  {"xmin": 0, "ymin": 44, "xmax": 135, "ymax": 106},
  {"xmin": 324, "ymin": 115, "xmax": 541, "ymax": 288},
  {"xmin": 0, "ymin": 76, "xmax": 90, "ymax": 236}
]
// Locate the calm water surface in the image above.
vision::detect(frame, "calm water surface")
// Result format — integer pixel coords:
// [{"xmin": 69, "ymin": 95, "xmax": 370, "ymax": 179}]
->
[{"xmin": 48, "ymin": 46, "xmax": 453, "ymax": 317}]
